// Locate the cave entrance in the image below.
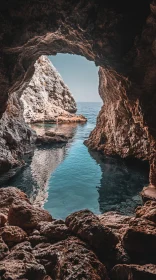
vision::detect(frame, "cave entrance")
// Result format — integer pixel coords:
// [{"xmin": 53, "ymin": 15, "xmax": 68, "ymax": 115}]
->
[{"xmin": 5, "ymin": 53, "xmax": 149, "ymax": 219}]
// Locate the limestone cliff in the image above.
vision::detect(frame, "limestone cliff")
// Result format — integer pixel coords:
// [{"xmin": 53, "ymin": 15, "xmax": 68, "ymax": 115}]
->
[
  {"xmin": 0, "ymin": 56, "xmax": 82, "ymax": 178},
  {"xmin": 20, "ymin": 56, "xmax": 77, "ymax": 123},
  {"xmin": 86, "ymin": 67, "xmax": 152, "ymax": 161}
]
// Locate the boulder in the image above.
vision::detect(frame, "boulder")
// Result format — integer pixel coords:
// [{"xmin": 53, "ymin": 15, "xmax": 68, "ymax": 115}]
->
[
  {"xmin": 28, "ymin": 230, "xmax": 48, "ymax": 247},
  {"xmin": 33, "ymin": 236, "xmax": 109, "ymax": 279},
  {"xmin": 65, "ymin": 209, "xmax": 118, "ymax": 256},
  {"xmin": 0, "ymin": 187, "xmax": 29, "ymax": 216},
  {"xmin": 0, "ymin": 225, "xmax": 27, "ymax": 246},
  {"xmin": 136, "ymin": 201, "xmax": 156, "ymax": 223},
  {"xmin": 0, "ymin": 240, "xmax": 46, "ymax": 279},
  {"xmin": 99, "ymin": 211, "xmax": 134, "ymax": 239},
  {"xmin": 0, "ymin": 260, "xmax": 46, "ymax": 280},
  {"xmin": 123, "ymin": 218, "xmax": 156, "ymax": 254},
  {"xmin": 39, "ymin": 219, "xmax": 70, "ymax": 242},
  {"xmin": 8, "ymin": 201, "xmax": 52, "ymax": 230},
  {"xmin": 0, "ymin": 237, "xmax": 9, "ymax": 260}
]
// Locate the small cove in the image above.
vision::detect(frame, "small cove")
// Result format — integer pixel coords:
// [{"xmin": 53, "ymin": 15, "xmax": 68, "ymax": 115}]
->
[{"xmin": 6, "ymin": 102, "xmax": 149, "ymax": 219}]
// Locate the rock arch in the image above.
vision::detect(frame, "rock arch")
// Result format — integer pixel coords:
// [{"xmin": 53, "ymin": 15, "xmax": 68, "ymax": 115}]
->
[{"xmin": 0, "ymin": 0, "xmax": 156, "ymax": 191}]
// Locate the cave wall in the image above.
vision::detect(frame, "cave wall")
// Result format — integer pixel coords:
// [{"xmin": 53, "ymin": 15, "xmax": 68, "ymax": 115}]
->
[
  {"xmin": 0, "ymin": 0, "xmax": 156, "ymax": 185},
  {"xmin": 87, "ymin": 2, "xmax": 156, "ymax": 186},
  {"xmin": 86, "ymin": 68, "xmax": 151, "ymax": 160}
]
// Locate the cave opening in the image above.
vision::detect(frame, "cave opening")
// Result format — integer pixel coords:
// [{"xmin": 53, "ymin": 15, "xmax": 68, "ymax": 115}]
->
[
  {"xmin": 1, "ymin": 53, "xmax": 149, "ymax": 220},
  {"xmin": 0, "ymin": 2, "xmax": 156, "ymax": 276}
]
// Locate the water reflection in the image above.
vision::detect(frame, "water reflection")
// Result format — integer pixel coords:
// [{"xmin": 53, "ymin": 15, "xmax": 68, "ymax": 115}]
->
[
  {"xmin": 7, "ymin": 123, "xmax": 79, "ymax": 207},
  {"xmin": 31, "ymin": 122, "xmax": 79, "ymax": 138},
  {"xmin": 4, "ymin": 103, "xmax": 149, "ymax": 219},
  {"xmin": 89, "ymin": 150, "xmax": 149, "ymax": 215}
]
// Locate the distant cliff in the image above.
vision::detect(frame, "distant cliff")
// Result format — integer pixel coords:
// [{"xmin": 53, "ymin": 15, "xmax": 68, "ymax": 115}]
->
[
  {"xmin": 20, "ymin": 56, "xmax": 77, "ymax": 123},
  {"xmin": 0, "ymin": 55, "xmax": 85, "ymax": 178}
]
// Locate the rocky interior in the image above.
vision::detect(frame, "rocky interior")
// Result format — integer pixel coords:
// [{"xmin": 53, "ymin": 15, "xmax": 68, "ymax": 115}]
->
[{"xmin": 0, "ymin": 0, "xmax": 156, "ymax": 279}]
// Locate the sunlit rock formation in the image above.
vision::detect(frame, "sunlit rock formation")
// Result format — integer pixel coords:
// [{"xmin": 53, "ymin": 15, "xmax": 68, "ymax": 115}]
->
[
  {"xmin": 0, "ymin": 54, "xmax": 85, "ymax": 177},
  {"xmin": 20, "ymin": 56, "xmax": 77, "ymax": 123}
]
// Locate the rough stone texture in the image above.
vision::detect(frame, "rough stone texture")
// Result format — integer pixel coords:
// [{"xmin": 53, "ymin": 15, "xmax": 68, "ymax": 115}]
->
[
  {"xmin": 33, "ymin": 236, "xmax": 109, "ymax": 280},
  {"xmin": 0, "ymin": 0, "xmax": 155, "ymax": 185},
  {"xmin": 136, "ymin": 201, "xmax": 156, "ymax": 223},
  {"xmin": 28, "ymin": 233, "xmax": 48, "ymax": 248},
  {"xmin": 86, "ymin": 68, "xmax": 152, "ymax": 161},
  {"xmin": 99, "ymin": 211, "xmax": 134, "ymax": 239},
  {"xmin": 141, "ymin": 185, "xmax": 156, "ymax": 202},
  {"xmin": 20, "ymin": 55, "xmax": 77, "ymax": 123},
  {"xmin": 0, "ymin": 225, "xmax": 27, "ymax": 246},
  {"xmin": 0, "ymin": 213, "xmax": 7, "ymax": 227},
  {"xmin": 111, "ymin": 264, "xmax": 156, "ymax": 280},
  {"xmin": 0, "ymin": 241, "xmax": 46, "ymax": 279},
  {"xmin": 39, "ymin": 220, "xmax": 70, "ymax": 242},
  {"xmin": 0, "ymin": 237, "xmax": 9, "ymax": 260},
  {"xmin": 0, "ymin": 187, "xmax": 156, "ymax": 279},
  {"xmin": 8, "ymin": 200, "xmax": 52, "ymax": 230},
  {"xmin": 65, "ymin": 209, "xmax": 118, "ymax": 256},
  {"xmin": 0, "ymin": 187, "xmax": 30, "ymax": 216},
  {"xmin": 0, "ymin": 259, "xmax": 46, "ymax": 280},
  {"xmin": 122, "ymin": 218, "xmax": 156, "ymax": 254}
]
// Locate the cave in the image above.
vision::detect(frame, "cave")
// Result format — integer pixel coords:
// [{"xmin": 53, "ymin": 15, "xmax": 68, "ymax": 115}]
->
[
  {"xmin": 0, "ymin": 1, "xmax": 156, "ymax": 279},
  {"xmin": 0, "ymin": 1, "xmax": 156, "ymax": 187}
]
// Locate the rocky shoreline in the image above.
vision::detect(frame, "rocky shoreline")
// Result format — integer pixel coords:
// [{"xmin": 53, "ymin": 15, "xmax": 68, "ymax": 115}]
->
[
  {"xmin": 0, "ymin": 55, "xmax": 86, "ymax": 181},
  {"xmin": 0, "ymin": 187, "xmax": 155, "ymax": 279}
]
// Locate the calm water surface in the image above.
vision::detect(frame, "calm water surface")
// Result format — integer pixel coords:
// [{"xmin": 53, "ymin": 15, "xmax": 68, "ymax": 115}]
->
[{"xmin": 7, "ymin": 102, "xmax": 149, "ymax": 219}]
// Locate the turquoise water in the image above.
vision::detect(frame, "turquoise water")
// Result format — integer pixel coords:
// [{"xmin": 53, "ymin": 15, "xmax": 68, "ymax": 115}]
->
[{"xmin": 6, "ymin": 102, "xmax": 149, "ymax": 219}]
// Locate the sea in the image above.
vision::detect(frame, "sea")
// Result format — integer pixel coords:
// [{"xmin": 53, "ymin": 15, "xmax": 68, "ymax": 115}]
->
[{"xmin": 6, "ymin": 102, "xmax": 149, "ymax": 219}]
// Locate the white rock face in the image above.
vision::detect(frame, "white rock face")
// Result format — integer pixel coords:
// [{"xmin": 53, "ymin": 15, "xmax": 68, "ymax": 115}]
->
[{"xmin": 20, "ymin": 56, "xmax": 77, "ymax": 123}]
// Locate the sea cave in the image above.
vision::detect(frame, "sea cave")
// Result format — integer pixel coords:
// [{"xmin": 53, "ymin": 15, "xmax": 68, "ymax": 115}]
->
[{"xmin": 0, "ymin": 1, "xmax": 156, "ymax": 279}]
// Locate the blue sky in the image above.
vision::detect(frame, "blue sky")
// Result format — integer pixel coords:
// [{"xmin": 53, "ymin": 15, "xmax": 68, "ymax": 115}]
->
[{"xmin": 49, "ymin": 54, "xmax": 101, "ymax": 102}]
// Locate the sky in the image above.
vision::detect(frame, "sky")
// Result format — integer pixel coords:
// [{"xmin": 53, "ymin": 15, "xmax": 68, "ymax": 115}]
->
[{"xmin": 49, "ymin": 54, "xmax": 101, "ymax": 102}]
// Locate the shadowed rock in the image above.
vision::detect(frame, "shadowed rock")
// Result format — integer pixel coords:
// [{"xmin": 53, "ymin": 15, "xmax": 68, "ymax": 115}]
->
[
  {"xmin": 136, "ymin": 200, "xmax": 156, "ymax": 223},
  {"xmin": 0, "ymin": 237, "xmax": 9, "ymax": 260},
  {"xmin": 65, "ymin": 209, "xmax": 118, "ymax": 256},
  {"xmin": 0, "ymin": 240, "xmax": 46, "ymax": 279},
  {"xmin": 33, "ymin": 236, "xmax": 109, "ymax": 279},
  {"xmin": 0, "ymin": 213, "xmax": 7, "ymax": 227},
  {"xmin": 8, "ymin": 200, "xmax": 52, "ymax": 230},
  {"xmin": 39, "ymin": 219, "xmax": 70, "ymax": 243},
  {"xmin": 123, "ymin": 218, "xmax": 156, "ymax": 254},
  {"xmin": 0, "ymin": 225, "xmax": 27, "ymax": 247},
  {"xmin": 99, "ymin": 212, "xmax": 134, "ymax": 239},
  {"xmin": 111, "ymin": 264, "xmax": 156, "ymax": 280},
  {"xmin": 0, "ymin": 259, "xmax": 46, "ymax": 280}
]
